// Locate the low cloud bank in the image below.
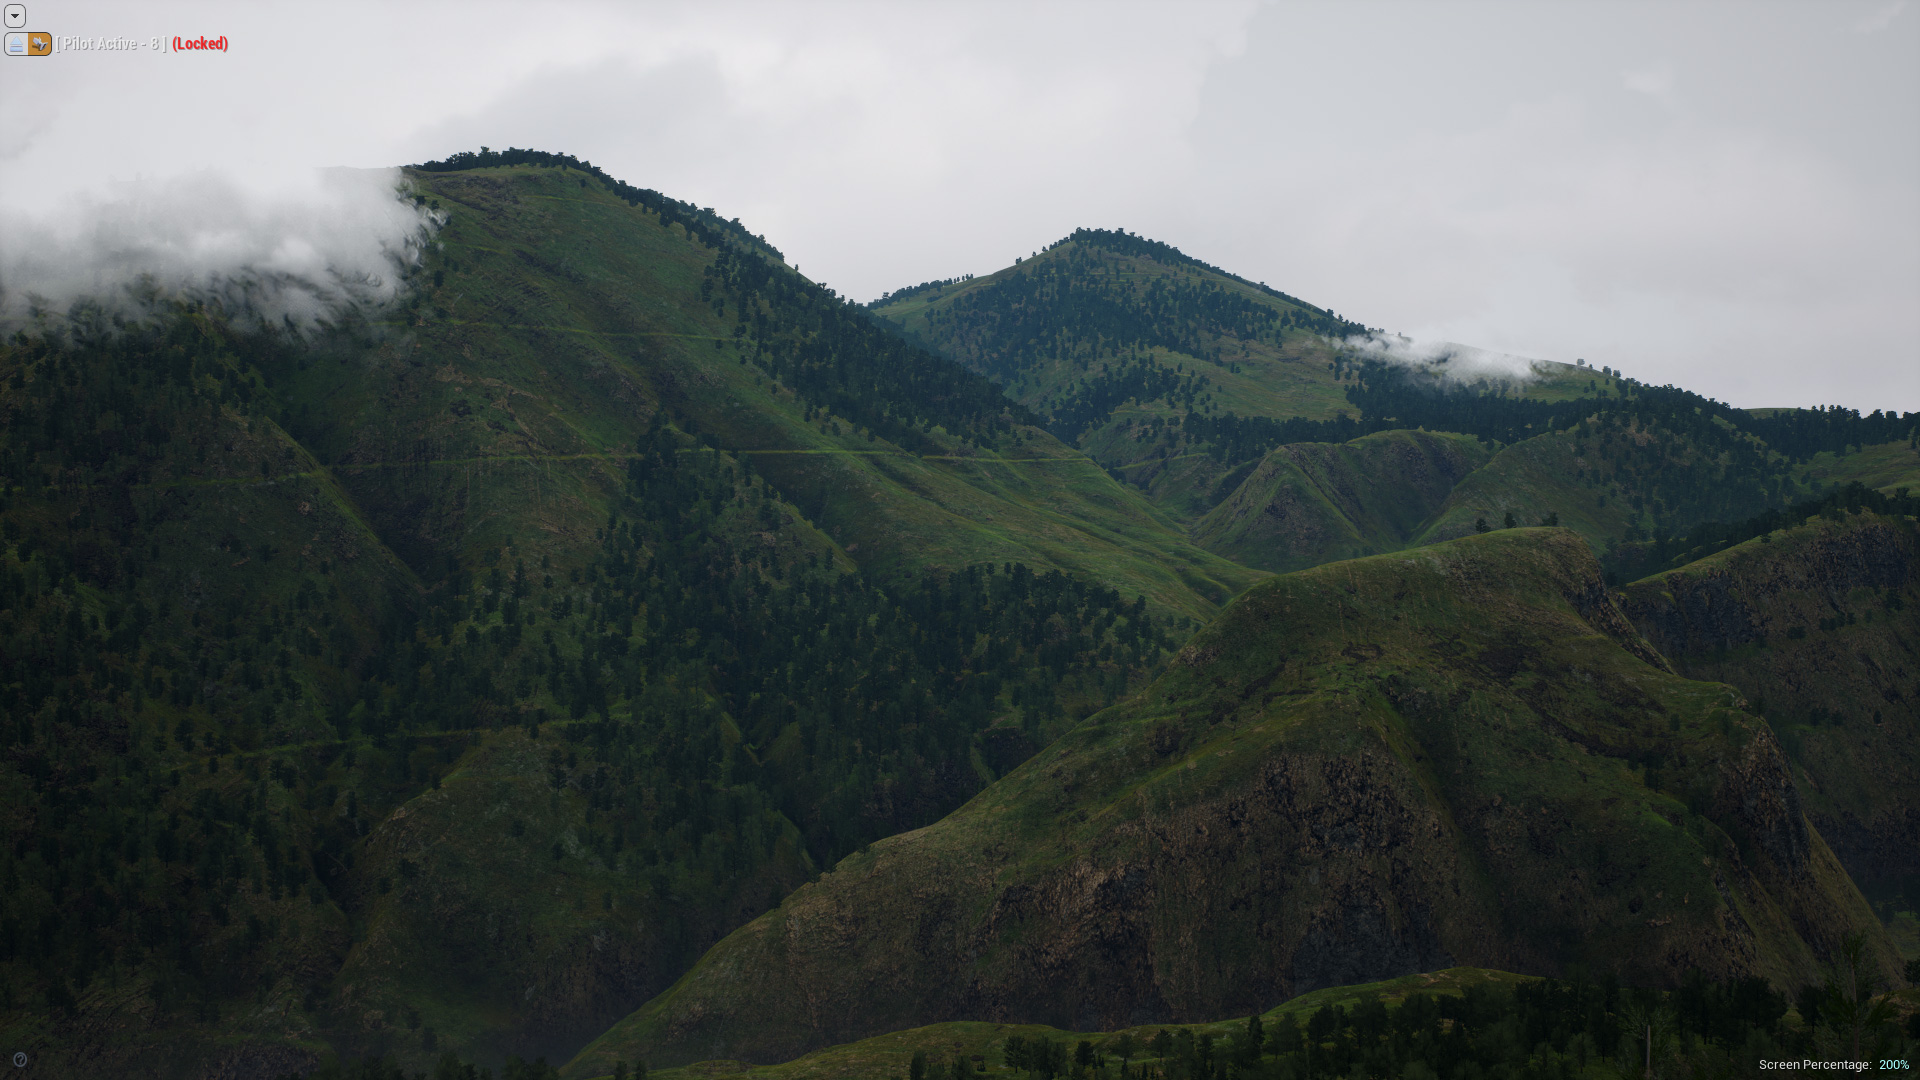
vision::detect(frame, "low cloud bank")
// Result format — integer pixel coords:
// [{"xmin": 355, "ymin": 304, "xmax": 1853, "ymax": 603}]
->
[
  {"xmin": 1341, "ymin": 330, "xmax": 1548, "ymax": 385},
  {"xmin": 0, "ymin": 167, "xmax": 437, "ymax": 330}
]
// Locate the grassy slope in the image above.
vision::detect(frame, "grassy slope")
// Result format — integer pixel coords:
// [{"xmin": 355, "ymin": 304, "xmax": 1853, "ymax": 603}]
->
[
  {"xmin": 874, "ymin": 240, "xmax": 1598, "ymax": 527},
  {"xmin": 299, "ymin": 166, "xmax": 1255, "ymax": 1064},
  {"xmin": 874, "ymin": 248, "xmax": 1352, "ymax": 421},
  {"xmin": 566, "ymin": 529, "xmax": 1891, "ymax": 1074},
  {"xmin": 592, "ymin": 968, "xmax": 1532, "ymax": 1080},
  {"xmin": 1801, "ymin": 440, "xmax": 1920, "ymax": 496},
  {"xmin": 381, "ymin": 169, "xmax": 1257, "ymax": 620},
  {"xmin": 1190, "ymin": 429, "xmax": 1489, "ymax": 573},
  {"xmin": 1413, "ymin": 420, "xmax": 1873, "ymax": 553},
  {"xmin": 1618, "ymin": 510, "xmax": 1920, "ymax": 912},
  {"xmin": 1414, "ymin": 426, "xmax": 1627, "ymax": 549}
]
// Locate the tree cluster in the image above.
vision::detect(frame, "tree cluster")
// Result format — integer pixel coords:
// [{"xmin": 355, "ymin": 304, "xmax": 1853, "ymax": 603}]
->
[
  {"xmin": 0, "ymin": 313, "xmax": 1171, "ymax": 1029},
  {"xmin": 1602, "ymin": 481, "xmax": 1920, "ymax": 583},
  {"xmin": 702, "ymin": 245, "xmax": 1032, "ymax": 449},
  {"xmin": 1051, "ymin": 230, "xmax": 1364, "ymax": 338},
  {"xmin": 409, "ymin": 147, "xmax": 780, "ymax": 259},
  {"xmin": 1026, "ymin": 969, "xmax": 1912, "ymax": 1079},
  {"xmin": 1745, "ymin": 405, "xmax": 1919, "ymax": 462}
]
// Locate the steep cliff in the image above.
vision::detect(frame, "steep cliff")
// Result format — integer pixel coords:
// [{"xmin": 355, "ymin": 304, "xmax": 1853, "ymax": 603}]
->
[{"xmin": 567, "ymin": 529, "xmax": 1891, "ymax": 1074}]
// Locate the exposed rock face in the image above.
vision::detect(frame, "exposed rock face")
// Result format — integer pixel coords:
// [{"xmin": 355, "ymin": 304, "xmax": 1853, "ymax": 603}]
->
[
  {"xmin": 1192, "ymin": 430, "xmax": 1488, "ymax": 573},
  {"xmin": 1621, "ymin": 511, "xmax": 1920, "ymax": 899},
  {"xmin": 566, "ymin": 530, "xmax": 1892, "ymax": 1075}
]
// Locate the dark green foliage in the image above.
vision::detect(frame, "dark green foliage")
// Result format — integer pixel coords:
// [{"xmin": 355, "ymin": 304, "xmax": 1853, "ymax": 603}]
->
[
  {"xmin": 1001, "ymin": 1034, "xmax": 1067, "ymax": 1079},
  {"xmin": 890, "ymin": 235, "xmax": 1339, "ymax": 406},
  {"xmin": 1047, "ymin": 229, "xmax": 1361, "ymax": 338},
  {"xmin": 1178, "ymin": 410, "xmax": 1367, "ymax": 466},
  {"xmin": 1046, "ymin": 357, "xmax": 1215, "ymax": 441},
  {"xmin": 276, "ymin": 1051, "xmax": 506, "ymax": 1080},
  {"xmin": 708, "ymin": 245, "xmax": 1031, "ymax": 449},
  {"xmin": 417, "ymin": 149, "xmax": 1027, "ymax": 449},
  {"xmin": 1346, "ymin": 359, "xmax": 1915, "ymax": 467},
  {"xmin": 1115, "ymin": 353, "xmax": 1906, "ymax": 521},
  {"xmin": 870, "ymin": 274, "xmax": 975, "ymax": 308},
  {"xmin": 927, "ymin": 233, "xmax": 1329, "ymax": 380},
  {"xmin": 1115, "ymin": 976, "xmax": 1801, "ymax": 1080},
  {"xmin": 1606, "ymin": 481, "xmax": 1920, "ymax": 582},
  {"xmin": 411, "ymin": 147, "xmax": 779, "ymax": 259},
  {"xmin": 567, "ymin": 420, "xmax": 1175, "ymax": 863},
  {"xmin": 0, "ymin": 308, "xmax": 1173, "ymax": 1042},
  {"xmin": 1798, "ymin": 932, "xmax": 1906, "ymax": 1061},
  {"xmin": 902, "ymin": 231, "xmax": 1361, "ymax": 444},
  {"xmin": 1746, "ymin": 404, "xmax": 1919, "ymax": 461}
]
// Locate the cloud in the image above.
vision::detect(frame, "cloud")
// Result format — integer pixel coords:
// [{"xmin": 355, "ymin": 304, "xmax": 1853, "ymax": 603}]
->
[
  {"xmin": 1342, "ymin": 331, "xmax": 1547, "ymax": 385},
  {"xmin": 0, "ymin": 167, "xmax": 437, "ymax": 329},
  {"xmin": 1, "ymin": 0, "xmax": 1910, "ymax": 410},
  {"xmin": 1175, "ymin": 2, "xmax": 1920, "ymax": 412}
]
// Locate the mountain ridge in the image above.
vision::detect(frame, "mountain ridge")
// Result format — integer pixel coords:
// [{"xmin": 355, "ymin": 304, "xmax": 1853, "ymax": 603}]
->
[{"xmin": 567, "ymin": 527, "xmax": 1894, "ymax": 1073}]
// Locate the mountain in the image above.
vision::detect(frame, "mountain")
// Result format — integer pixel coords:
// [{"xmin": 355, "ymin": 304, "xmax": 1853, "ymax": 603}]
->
[
  {"xmin": 1189, "ymin": 429, "xmax": 1489, "ymax": 573},
  {"xmin": 1619, "ymin": 500, "xmax": 1920, "ymax": 914},
  {"xmin": 6, "ymin": 151, "xmax": 1917, "ymax": 1079},
  {"xmin": 1171, "ymin": 356, "xmax": 1913, "ymax": 578},
  {"xmin": 567, "ymin": 528, "xmax": 1894, "ymax": 1072},
  {"xmin": 870, "ymin": 230, "xmax": 1599, "ymax": 524},
  {"xmin": 0, "ymin": 155, "xmax": 1255, "ymax": 1076},
  {"xmin": 871, "ymin": 233, "xmax": 1910, "ymax": 580}
]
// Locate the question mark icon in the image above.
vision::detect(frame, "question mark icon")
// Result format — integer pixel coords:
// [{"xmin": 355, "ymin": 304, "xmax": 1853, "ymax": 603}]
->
[{"xmin": 10, "ymin": 1052, "xmax": 24, "ymax": 1067}]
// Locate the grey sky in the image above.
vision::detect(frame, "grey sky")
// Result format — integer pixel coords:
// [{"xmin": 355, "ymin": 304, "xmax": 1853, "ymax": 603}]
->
[{"xmin": 3, "ymin": 0, "xmax": 1914, "ymax": 410}]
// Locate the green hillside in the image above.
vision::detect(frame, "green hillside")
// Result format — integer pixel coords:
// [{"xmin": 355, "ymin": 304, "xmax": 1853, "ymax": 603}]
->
[
  {"xmin": 1619, "ymin": 506, "xmax": 1920, "ymax": 914},
  {"xmin": 363, "ymin": 168, "xmax": 1256, "ymax": 620},
  {"xmin": 1802, "ymin": 438, "xmax": 1920, "ymax": 495},
  {"xmin": 572, "ymin": 963, "xmax": 1903, "ymax": 1080},
  {"xmin": 0, "ymin": 155, "xmax": 1256, "ymax": 1077},
  {"xmin": 8, "ymin": 151, "xmax": 1920, "ymax": 1080},
  {"xmin": 1190, "ymin": 429, "xmax": 1488, "ymax": 572},
  {"xmin": 872, "ymin": 230, "xmax": 1601, "ymax": 524},
  {"xmin": 1189, "ymin": 393, "xmax": 1891, "ymax": 581},
  {"xmin": 1421, "ymin": 394, "xmax": 1813, "ymax": 543},
  {"xmin": 569, "ymin": 529, "xmax": 1892, "ymax": 1072}
]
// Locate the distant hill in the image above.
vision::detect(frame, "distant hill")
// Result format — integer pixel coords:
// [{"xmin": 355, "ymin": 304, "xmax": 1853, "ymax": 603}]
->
[
  {"xmin": 879, "ymin": 243, "xmax": 1917, "ymax": 578},
  {"xmin": 872, "ymin": 230, "xmax": 1601, "ymax": 524}
]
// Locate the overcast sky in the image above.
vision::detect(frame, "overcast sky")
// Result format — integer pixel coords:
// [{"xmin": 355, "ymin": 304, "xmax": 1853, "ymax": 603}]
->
[{"xmin": 2, "ymin": 0, "xmax": 1915, "ymax": 410}]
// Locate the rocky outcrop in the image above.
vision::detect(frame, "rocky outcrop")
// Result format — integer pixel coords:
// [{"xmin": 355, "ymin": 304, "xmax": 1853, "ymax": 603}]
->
[
  {"xmin": 1621, "ymin": 511, "xmax": 1920, "ymax": 898},
  {"xmin": 1623, "ymin": 515, "xmax": 1911, "ymax": 662}
]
